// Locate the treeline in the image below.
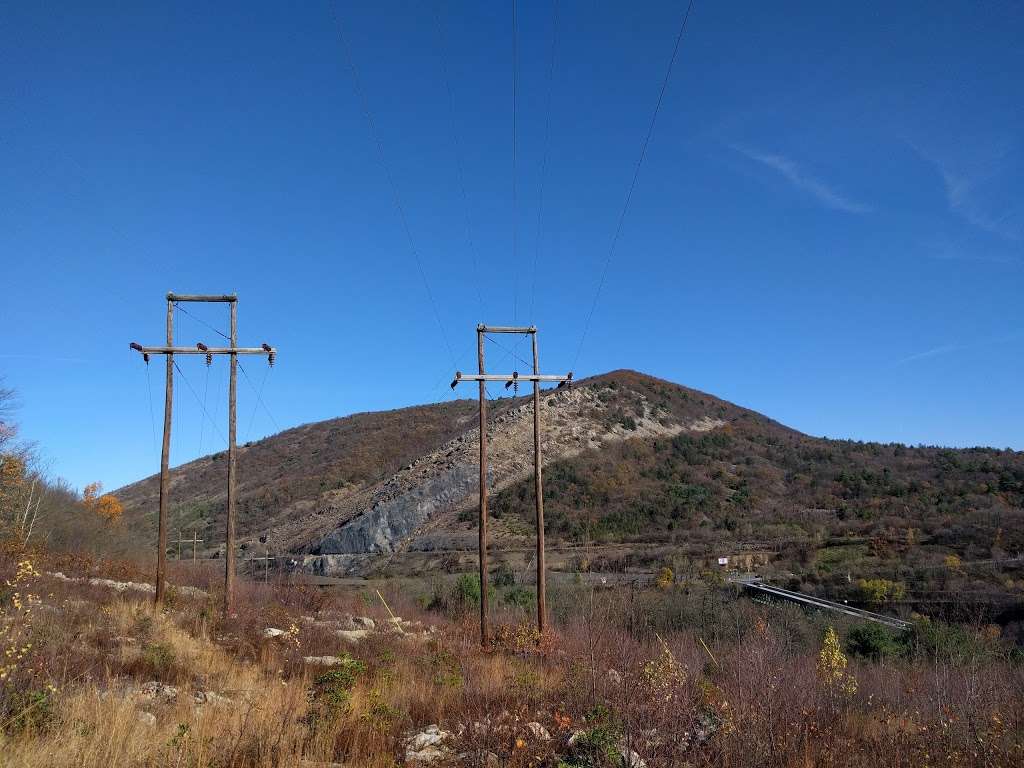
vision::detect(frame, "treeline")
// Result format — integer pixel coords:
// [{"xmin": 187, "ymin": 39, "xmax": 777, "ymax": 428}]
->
[{"xmin": 0, "ymin": 381, "xmax": 142, "ymax": 557}]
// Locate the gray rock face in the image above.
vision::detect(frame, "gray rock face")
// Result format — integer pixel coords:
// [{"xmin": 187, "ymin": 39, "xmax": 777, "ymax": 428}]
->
[{"xmin": 314, "ymin": 464, "xmax": 476, "ymax": 554}]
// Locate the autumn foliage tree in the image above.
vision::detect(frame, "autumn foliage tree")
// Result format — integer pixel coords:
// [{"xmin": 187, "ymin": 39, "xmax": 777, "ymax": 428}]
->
[{"xmin": 82, "ymin": 482, "xmax": 123, "ymax": 524}]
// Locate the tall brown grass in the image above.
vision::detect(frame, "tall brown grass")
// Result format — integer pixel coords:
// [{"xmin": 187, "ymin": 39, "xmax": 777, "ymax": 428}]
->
[{"xmin": 0, "ymin": 544, "xmax": 1021, "ymax": 767}]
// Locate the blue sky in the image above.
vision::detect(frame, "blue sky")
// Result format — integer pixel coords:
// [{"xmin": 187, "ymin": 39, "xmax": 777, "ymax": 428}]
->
[{"xmin": 2, "ymin": 1, "xmax": 1022, "ymax": 492}]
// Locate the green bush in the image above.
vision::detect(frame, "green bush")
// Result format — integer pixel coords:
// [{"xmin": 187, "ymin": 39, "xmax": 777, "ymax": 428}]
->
[
  {"xmin": 306, "ymin": 655, "xmax": 366, "ymax": 728},
  {"xmin": 846, "ymin": 624, "xmax": 905, "ymax": 660},
  {"xmin": 141, "ymin": 642, "xmax": 175, "ymax": 677},
  {"xmin": 502, "ymin": 586, "xmax": 535, "ymax": 608}
]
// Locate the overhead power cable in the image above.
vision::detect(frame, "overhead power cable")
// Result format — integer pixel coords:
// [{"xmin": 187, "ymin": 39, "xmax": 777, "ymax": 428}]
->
[
  {"xmin": 238, "ymin": 361, "xmax": 282, "ymax": 433},
  {"xmin": 528, "ymin": 0, "xmax": 560, "ymax": 324},
  {"xmin": 572, "ymin": 0, "xmax": 696, "ymax": 371},
  {"xmin": 329, "ymin": 3, "xmax": 457, "ymax": 368},
  {"xmin": 511, "ymin": 0, "xmax": 519, "ymax": 323},
  {"xmin": 173, "ymin": 360, "xmax": 227, "ymax": 445},
  {"xmin": 433, "ymin": 1, "xmax": 485, "ymax": 317},
  {"xmin": 174, "ymin": 302, "xmax": 230, "ymax": 341},
  {"xmin": 141, "ymin": 356, "xmax": 158, "ymax": 460}
]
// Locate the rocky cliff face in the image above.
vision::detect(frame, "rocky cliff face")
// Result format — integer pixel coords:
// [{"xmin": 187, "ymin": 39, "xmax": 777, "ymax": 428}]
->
[{"xmin": 295, "ymin": 381, "xmax": 719, "ymax": 572}]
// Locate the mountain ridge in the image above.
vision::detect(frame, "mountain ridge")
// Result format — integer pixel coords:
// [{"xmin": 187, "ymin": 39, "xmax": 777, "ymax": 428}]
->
[{"xmin": 116, "ymin": 369, "xmax": 1024, "ymax": 578}]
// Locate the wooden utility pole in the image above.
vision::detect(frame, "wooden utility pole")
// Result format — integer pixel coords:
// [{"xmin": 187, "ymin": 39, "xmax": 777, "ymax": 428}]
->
[
  {"xmin": 531, "ymin": 331, "xmax": 547, "ymax": 633},
  {"xmin": 156, "ymin": 297, "xmax": 173, "ymax": 604},
  {"xmin": 476, "ymin": 328, "xmax": 489, "ymax": 646},
  {"xmin": 226, "ymin": 300, "xmax": 238, "ymax": 613},
  {"xmin": 130, "ymin": 292, "xmax": 275, "ymax": 613},
  {"xmin": 172, "ymin": 529, "xmax": 204, "ymax": 562},
  {"xmin": 451, "ymin": 324, "xmax": 571, "ymax": 645}
]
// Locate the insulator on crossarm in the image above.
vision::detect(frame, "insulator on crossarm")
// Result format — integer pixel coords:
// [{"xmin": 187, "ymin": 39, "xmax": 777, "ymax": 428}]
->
[
  {"xmin": 268, "ymin": 351, "xmax": 275, "ymax": 367},
  {"xmin": 205, "ymin": 352, "xmax": 213, "ymax": 366},
  {"xmin": 143, "ymin": 353, "xmax": 150, "ymax": 364}
]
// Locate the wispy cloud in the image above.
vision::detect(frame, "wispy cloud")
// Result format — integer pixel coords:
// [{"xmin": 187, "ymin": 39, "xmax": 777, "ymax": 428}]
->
[
  {"xmin": 894, "ymin": 329, "xmax": 1024, "ymax": 366},
  {"xmin": 730, "ymin": 144, "xmax": 872, "ymax": 214},
  {"xmin": 939, "ymin": 166, "xmax": 1019, "ymax": 241},
  {"xmin": 894, "ymin": 344, "xmax": 960, "ymax": 366},
  {"xmin": 911, "ymin": 141, "xmax": 1021, "ymax": 242}
]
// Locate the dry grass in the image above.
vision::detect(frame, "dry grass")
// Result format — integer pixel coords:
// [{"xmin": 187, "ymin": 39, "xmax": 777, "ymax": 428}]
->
[{"xmin": 0, "ymin": 545, "xmax": 1022, "ymax": 767}]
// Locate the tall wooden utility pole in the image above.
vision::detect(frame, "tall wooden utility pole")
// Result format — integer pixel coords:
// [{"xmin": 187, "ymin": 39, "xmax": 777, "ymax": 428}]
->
[
  {"xmin": 130, "ymin": 292, "xmax": 275, "ymax": 612},
  {"xmin": 451, "ymin": 324, "xmax": 571, "ymax": 645},
  {"xmin": 226, "ymin": 299, "xmax": 239, "ymax": 613},
  {"xmin": 476, "ymin": 329, "xmax": 489, "ymax": 646}
]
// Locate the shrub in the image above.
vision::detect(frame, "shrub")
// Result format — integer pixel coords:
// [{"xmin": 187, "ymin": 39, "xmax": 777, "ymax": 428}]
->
[
  {"xmin": 502, "ymin": 586, "xmax": 535, "ymax": 608},
  {"xmin": 306, "ymin": 655, "xmax": 366, "ymax": 728},
  {"xmin": 141, "ymin": 642, "xmax": 175, "ymax": 677},
  {"xmin": 846, "ymin": 624, "xmax": 905, "ymax": 660}
]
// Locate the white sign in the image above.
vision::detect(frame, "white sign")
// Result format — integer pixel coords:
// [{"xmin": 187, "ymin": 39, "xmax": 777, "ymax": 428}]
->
[{"xmin": 717, "ymin": 556, "xmax": 729, "ymax": 566}]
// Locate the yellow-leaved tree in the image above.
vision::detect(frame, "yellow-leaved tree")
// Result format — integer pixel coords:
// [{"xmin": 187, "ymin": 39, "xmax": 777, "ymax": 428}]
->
[{"xmin": 83, "ymin": 482, "xmax": 123, "ymax": 524}]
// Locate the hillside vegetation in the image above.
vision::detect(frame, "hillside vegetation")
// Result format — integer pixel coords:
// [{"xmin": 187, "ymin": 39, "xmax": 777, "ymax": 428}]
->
[
  {"xmin": 111, "ymin": 370, "xmax": 1024, "ymax": 629},
  {"xmin": 0, "ymin": 543, "xmax": 1021, "ymax": 767}
]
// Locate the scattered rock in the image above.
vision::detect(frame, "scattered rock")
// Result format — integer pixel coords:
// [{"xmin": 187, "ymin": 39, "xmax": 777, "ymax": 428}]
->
[
  {"xmin": 336, "ymin": 629, "xmax": 370, "ymax": 643},
  {"xmin": 405, "ymin": 724, "xmax": 452, "ymax": 764},
  {"xmin": 526, "ymin": 722, "xmax": 551, "ymax": 741},
  {"xmin": 620, "ymin": 748, "xmax": 646, "ymax": 768},
  {"xmin": 193, "ymin": 691, "xmax": 233, "ymax": 706},
  {"xmin": 607, "ymin": 668, "xmax": 623, "ymax": 686},
  {"xmin": 138, "ymin": 681, "xmax": 179, "ymax": 703},
  {"xmin": 45, "ymin": 571, "xmax": 207, "ymax": 598},
  {"xmin": 304, "ymin": 655, "xmax": 347, "ymax": 666},
  {"xmin": 264, "ymin": 627, "xmax": 286, "ymax": 638},
  {"xmin": 136, "ymin": 711, "xmax": 157, "ymax": 727},
  {"xmin": 350, "ymin": 616, "xmax": 375, "ymax": 630}
]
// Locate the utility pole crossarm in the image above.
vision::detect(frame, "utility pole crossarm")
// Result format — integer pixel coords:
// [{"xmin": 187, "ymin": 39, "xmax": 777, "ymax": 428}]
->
[
  {"xmin": 130, "ymin": 345, "xmax": 275, "ymax": 356},
  {"xmin": 168, "ymin": 293, "xmax": 237, "ymax": 303},
  {"xmin": 451, "ymin": 371, "xmax": 572, "ymax": 388},
  {"xmin": 478, "ymin": 324, "xmax": 536, "ymax": 334}
]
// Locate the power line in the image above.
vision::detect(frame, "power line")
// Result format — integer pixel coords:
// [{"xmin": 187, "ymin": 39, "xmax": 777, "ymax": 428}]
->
[
  {"xmin": 329, "ymin": 3, "xmax": 457, "ymax": 369},
  {"xmin": 238, "ymin": 361, "xmax": 281, "ymax": 433},
  {"xmin": 245, "ymin": 363, "xmax": 270, "ymax": 442},
  {"xmin": 198, "ymin": 362, "xmax": 211, "ymax": 456},
  {"xmin": 485, "ymin": 333, "xmax": 533, "ymax": 369},
  {"xmin": 433, "ymin": 1, "xmax": 485, "ymax": 317},
  {"xmin": 528, "ymin": 0, "xmax": 560, "ymax": 325},
  {"xmin": 173, "ymin": 360, "xmax": 227, "ymax": 445},
  {"xmin": 511, "ymin": 0, "xmax": 519, "ymax": 323},
  {"xmin": 174, "ymin": 302, "xmax": 231, "ymax": 341},
  {"xmin": 572, "ymin": 0, "xmax": 696, "ymax": 371},
  {"xmin": 142, "ymin": 358, "xmax": 158, "ymax": 459}
]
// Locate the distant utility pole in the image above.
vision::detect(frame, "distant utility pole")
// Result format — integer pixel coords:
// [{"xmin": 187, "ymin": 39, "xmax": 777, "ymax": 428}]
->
[
  {"xmin": 172, "ymin": 528, "xmax": 204, "ymax": 563},
  {"xmin": 451, "ymin": 324, "xmax": 571, "ymax": 646},
  {"xmin": 130, "ymin": 292, "xmax": 275, "ymax": 613}
]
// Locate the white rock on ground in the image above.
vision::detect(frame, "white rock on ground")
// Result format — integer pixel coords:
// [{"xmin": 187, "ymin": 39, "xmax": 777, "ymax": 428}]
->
[
  {"xmin": 404, "ymin": 724, "xmax": 451, "ymax": 764},
  {"xmin": 193, "ymin": 691, "xmax": 233, "ymax": 706},
  {"xmin": 46, "ymin": 571, "xmax": 207, "ymax": 597},
  {"xmin": 136, "ymin": 711, "xmax": 156, "ymax": 727},
  {"xmin": 526, "ymin": 722, "xmax": 552, "ymax": 741},
  {"xmin": 620, "ymin": 748, "xmax": 646, "ymax": 768},
  {"xmin": 264, "ymin": 627, "xmax": 287, "ymax": 638},
  {"xmin": 138, "ymin": 681, "xmax": 179, "ymax": 703},
  {"xmin": 304, "ymin": 656, "xmax": 346, "ymax": 666},
  {"xmin": 336, "ymin": 629, "xmax": 370, "ymax": 643}
]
